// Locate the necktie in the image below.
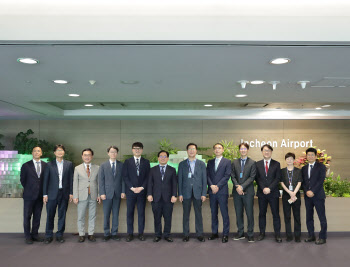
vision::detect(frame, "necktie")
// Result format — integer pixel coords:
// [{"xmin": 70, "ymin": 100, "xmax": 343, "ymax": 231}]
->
[
  {"xmin": 215, "ymin": 159, "xmax": 219, "ymax": 172},
  {"xmin": 309, "ymin": 164, "xmax": 313, "ymax": 179},
  {"xmin": 136, "ymin": 158, "xmax": 140, "ymax": 176},
  {"xmin": 241, "ymin": 159, "xmax": 246, "ymax": 172},
  {"xmin": 36, "ymin": 162, "xmax": 41, "ymax": 177},
  {"xmin": 265, "ymin": 161, "xmax": 269, "ymax": 175},
  {"xmin": 112, "ymin": 162, "xmax": 116, "ymax": 176},
  {"xmin": 87, "ymin": 165, "xmax": 91, "ymax": 194},
  {"xmin": 161, "ymin": 166, "xmax": 165, "ymax": 181}
]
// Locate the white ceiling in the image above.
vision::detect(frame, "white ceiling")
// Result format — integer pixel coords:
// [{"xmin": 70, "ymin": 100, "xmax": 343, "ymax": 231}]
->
[{"xmin": 0, "ymin": 1, "xmax": 350, "ymax": 119}]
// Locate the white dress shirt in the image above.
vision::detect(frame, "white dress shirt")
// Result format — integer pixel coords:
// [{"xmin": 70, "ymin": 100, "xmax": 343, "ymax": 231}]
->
[{"xmin": 57, "ymin": 160, "xmax": 64, "ymax": 189}]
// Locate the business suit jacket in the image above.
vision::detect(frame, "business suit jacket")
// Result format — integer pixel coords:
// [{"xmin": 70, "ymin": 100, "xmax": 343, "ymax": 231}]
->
[
  {"xmin": 302, "ymin": 162, "xmax": 326, "ymax": 199},
  {"xmin": 178, "ymin": 159, "xmax": 207, "ymax": 200},
  {"xmin": 99, "ymin": 160, "xmax": 125, "ymax": 199},
  {"xmin": 20, "ymin": 160, "xmax": 47, "ymax": 200},
  {"xmin": 231, "ymin": 157, "xmax": 257, "ymax": 196},
  {"xmin": 147, "ymin": 165, "xmax": 177, "ymax": 203},
  {"xmin": 207, "ymin": 157, "xmax": 231, "ymax": 195},
  {"xmin": 122, "ymin": 157, "xmax": 150, "ymax": 195},
  {"xmin": 73, "ymin": 163, "xmax": 99, "ymax": 201},
  {"xmin": 256, "ymin": 159, "xmax": 281, "ymax": 198},
  {"xmin": 43, "ymin": 160, "xmax": 74, "ymax": 200}
]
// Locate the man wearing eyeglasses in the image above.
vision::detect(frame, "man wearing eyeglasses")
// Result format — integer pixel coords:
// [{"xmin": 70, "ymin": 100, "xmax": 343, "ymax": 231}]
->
[
  {"xmin": 178, "ymin": 143, "xmax": 207, "ymax": 242},
  {"xmin": 122, "ymin": 142, "xmax": 150, "ymax": 242}
]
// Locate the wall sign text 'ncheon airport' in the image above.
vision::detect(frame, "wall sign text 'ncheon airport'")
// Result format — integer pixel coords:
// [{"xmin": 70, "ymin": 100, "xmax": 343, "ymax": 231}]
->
[{"xmin": 240, "ymin": 139, "xmax": 313, "ymax": 149}]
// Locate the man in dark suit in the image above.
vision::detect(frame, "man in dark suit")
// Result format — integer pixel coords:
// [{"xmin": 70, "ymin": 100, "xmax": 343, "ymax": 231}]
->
[
  {"xmin": 302, "ymin": 147, "xmax": 327, "ymax": 245},
  {"xmin": 178, "ymin": 143, "xmax": 207, "ymax": 242},
  {"xmin": 256, "ymin": 144, "xmax": 282, "ymax": 243},
  {"xmin": 20, "ymin": 146, "xmax": 47, "ymax": 244},
  {"xmin": 43, "ymin": 144, "xmax": 74, "ymax": 244},
  {"xmin": 99, "ymin": 146, "xmax": 125, "ymax": 241},
  {"xmin": 147, "ymin": 150, "xmax": 177, "ymax": 242},
  {"xmin": 231, "ymin": 142, "xmax": 256, "ymax": 242},
  {"xmin": 207, "ymin": 143, "xmax": 231, "ymax": 243},
  {"xmin": 122, "ymin": 142, "xmax": 150, "ymax": 242}
]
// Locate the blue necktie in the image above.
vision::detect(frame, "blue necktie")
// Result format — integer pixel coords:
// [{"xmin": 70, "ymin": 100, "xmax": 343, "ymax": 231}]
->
[
  {"xmin": 136, "ymin": 158, "xmax": 140, "ymax": 176},
  {"xmin": 112, "ymin": 162, "xmax": 116, "ymax": 176},
  {"xmin": 161, "ymin": 166, "xmax": 165, "ymax": 181},
  {"xmin": 241, "ymin": 159, "xmax": 246, "ymax": 171}
]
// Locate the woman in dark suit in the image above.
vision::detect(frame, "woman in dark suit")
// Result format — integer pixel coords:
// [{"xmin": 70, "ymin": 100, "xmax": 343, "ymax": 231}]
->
[{"xmin": 280, "ymin": 152, "xmax": 302, "ymax": 242}]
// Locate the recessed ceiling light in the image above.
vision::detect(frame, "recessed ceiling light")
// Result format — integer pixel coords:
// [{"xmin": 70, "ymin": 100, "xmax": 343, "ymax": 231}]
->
[
  {"xmin": 269, "ymin": 58, "xmax": 291, "ymax": 65},
  {"xmin": 321, "ymin": 105, "xmax": 331, "ymax": 108},
  {"xmin": 68, "ymin": 94, "xmax": 80, "ymax": 97},
  {"xmin": 17, "ymin": 58, "xmax": 39, "ymax": 64},
  {"xmin": 120, "ymin": 80, "xmax": 139, "ymax": 85},
  {"xmin": 235, "ymin": 94, "xmax": 247, "ymax": 98},
  {"xmin": 204, "ymin": 104, "xmax": 213, "ymax": 107},
  {"xmin": 53, "ymin": 80, "xmax": 68, "ymax": 84},
  {"xmin": 84, "ymin": 104, "xmax": 94, "ymax": 107},
  {"xmin": 250, "ymin": 80, "xmax": 265, "ymax": 85},
  {"xmin": 315, "ymin": 107, "xmax": 322, "ymax": 110}
]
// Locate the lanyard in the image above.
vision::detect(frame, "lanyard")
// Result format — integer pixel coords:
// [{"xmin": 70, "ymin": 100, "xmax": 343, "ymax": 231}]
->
[
  {"xmin": 187, "ymin": 159, "xmax": 194, "ymax": 176},
  {"xmin": 287, "ymin": 169, "xmax": 293, "ymax": 185}
]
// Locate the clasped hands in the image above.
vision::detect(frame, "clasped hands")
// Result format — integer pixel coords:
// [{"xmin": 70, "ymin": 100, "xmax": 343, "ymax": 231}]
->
[
  {"xmin": 210, "ymin": 185, "xmax": 219, "ymax": 194},
  {"xmin": 235, "ymin": 185, "xmax": 244, "ymax": 195},
  {"xmin": 131, "ymin": 187, "xmax": 144, "ymax": 194}
]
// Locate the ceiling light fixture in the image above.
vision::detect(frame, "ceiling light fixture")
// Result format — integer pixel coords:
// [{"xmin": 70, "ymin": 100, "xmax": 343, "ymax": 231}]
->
[
  {"xmin": 17, "ymin": 58, "xmax": 39, "ymax": 64},
  {"xmin": 84, "ymin": 104, "xmax": 94, "ymax": 107},
  {"xmin": 250, "ymin": 80, "xmax": 265, "ymax": 85},
  {"xmin": 269, "ymin": 58, "xmax": 291, "ymax": 65},
  {"xmin": 297, "ymin": 81, "xmax": 310, "ymax": 89},
  {"xmin": 315, "ymin": 107, "xmax": 322, "ymax": 110},
  {"xmin": 53, "ymin": 80, "xmax": 68, "ymax": 84},
  {"xmin": 235, "ymin": 94, "xmax": 247, "ymax": 98},
  {"xmin": 269, "ymin": 81, "xmax": 280, "ymax": 90},
  {"xmin": 89, "ymin": 80, "xmax": 96, "ymax": 85},
  {"xmin": 321, "ymin": 105, "xmax": 331, "ymax": 108},
  {"xmin": 204, "ymin": 104, "xmax": 213, "ymax": 107},
  {"xmin": 68, "ymin": 94, "xmax": 80, "ymax": 97},
  {"xmin": 237, "ymin": 80, "xmax": 249, "ymax": 89},
  {"xmin": 120, "ymin": 80, "xmax": 139, "ymax": 85}
]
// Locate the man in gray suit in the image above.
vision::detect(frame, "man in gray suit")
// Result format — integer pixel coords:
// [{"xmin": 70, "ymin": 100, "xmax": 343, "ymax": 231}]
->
[
  {"xmin": 178, "ymin": 143, "xmax": 207, "ymax": 242},
  {"xmin": 99, "ymin": 146, "xmax": 125, "ymax": 241},
  {"xmin": 231, "ymin": 142, "xmax": 257, "ymax": 242},
  {"xmin": 73, "ymin": 148, "xmax": 100, "ymax": 242}
]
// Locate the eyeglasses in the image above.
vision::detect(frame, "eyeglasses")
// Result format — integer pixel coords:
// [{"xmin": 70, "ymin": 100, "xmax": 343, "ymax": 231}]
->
[
  {"xmin": 240, "ymin": 148, "xmax": 247, "ymax": 151},
  {"xmin": 132, "ymin": 147, "xmax": 142, "ymax": 151},
  {"xmin": 262, "ymin": 149, "xmax": 272, "ymax": 152},
  {"xmin": 55, "ymin": 149, "xmax": 64, "ymax": 152},
  {"xmin": 187, "ymin": 148, "xmax": 196, "ymax": 151},
  {"xmin": 159, "ymin": 156, "xmax": 168, "ymax": 159},
  {"xmin": 109, "ymin": 151, "xmax": 118, "ymax": 154}
]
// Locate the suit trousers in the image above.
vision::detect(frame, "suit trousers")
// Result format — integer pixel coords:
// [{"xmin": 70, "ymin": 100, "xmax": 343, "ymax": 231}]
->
[
  {"xmin": 45, "ymin": 189, "xmax": 69, "ymax": 238},
  {"xmin": 209, "ymin": 193, "xmax": 230, "ymax": 236},
  {"xmin": 182, "ymin": 193, "xmax": 203, "ymax": 236},
  {"xmin": 23, "ymin": 198, "xmax": 43, "ymax": 239},
  {"xmin": 126, "ymin": 192, "xmax": 146, "ymax": 235},
  {"xmin": 282, "ymin": 193, "xmax": 301, "ymax": 238},
  {"xmin": 304, "ymin": 196, "xmax": 327, "ymax": 239},
  {"xmin": 77, "ymin": 194, "xmax": 97, "ymax": 236},
  {"xmin": 151, "ymin": 198, "xmax": 174, "ymax": 237},
  {"xmin": 102, "ymin": 193, "xmax": 121, "ymax": 236},
  {"xmin": 258, "ymin": 193, "xmax": 281, "ymax": 235},
  {"xmin": 233, "ymin": 192, "xmax": 254, "ymax": 237}
]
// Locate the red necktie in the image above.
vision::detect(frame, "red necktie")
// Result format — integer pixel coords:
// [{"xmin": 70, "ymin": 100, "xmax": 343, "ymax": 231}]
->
[{"xmin": 265, "ymin": 161, "xmax": 269, "ymax": 175}]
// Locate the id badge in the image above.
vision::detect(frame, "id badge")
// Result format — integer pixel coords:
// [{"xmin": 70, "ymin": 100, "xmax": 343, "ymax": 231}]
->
[
  {"xmin": 240, "ymin": 173, "xmax": 243, "ymax": 179},
  {"xmin": 289, "ymin": 185, "xmax": 293, "ymax": 191},
  {"xmin": 188, "ymin": 173, "xmax": 192, "ymax": 178}
]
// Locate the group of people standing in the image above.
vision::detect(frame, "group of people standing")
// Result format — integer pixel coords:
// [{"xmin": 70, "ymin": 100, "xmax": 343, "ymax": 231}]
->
[{"xmin": 20, "ymin": 141, "xmax": 327, "ymax": 245}]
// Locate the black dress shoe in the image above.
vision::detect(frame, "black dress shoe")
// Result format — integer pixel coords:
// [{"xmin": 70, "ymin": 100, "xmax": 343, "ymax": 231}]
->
[
  {"xmin": 126, "ymin": 234, "xmax": 134, "ymax": 242},
  {"xmin": 208, "ymin": 234, "xmax": 219, "ymax": 240},
  {"xmin": 247, "ymin": 236, "xmax": 255, "ymax": 243},
  {"xmin": 138, "ymin": 234, "xmax": 145, "ymax": 241},
  {"xmin": 88, "ymin": 235, "xmax": 96, "ymax": 242},
  {"xmin": 286, "ymin": 236, "xmax": 293, "ymax": 242},
  {"xmin": 111, "ymin": 235, "xmax": 120, "ymax": 241},
  {"xmin": 44, "ymin": 237, "xmax": 53, "ymax": 244},
  {"xmin": 25, "ymin": 238, "xmax": 33, "ymax": 244},
  {"xmin": 56, "ymin": 237, "xmax": 65, "ymax": 243},
  {"xmin": 275, "ymin": 235, "xmax": 282, "ymax": 243},
  {"xmin": 182, "ymin": 236, "xmax": 189, "ymax": 242},
  {"xmin": 295, "ymin": 237, "xmax": 301, "ymax": 243},
  {"xmin": 78, "ymin": 236, "xmax": 85, "ymax": 243},
  {"xmin": 153, "ymin": 236, "xmax": 161, "ymax": 242},
  {"xmin": 103, "ymin": 235, "xmax": 111, "ymax": 242},
  {"xmin": 233, "ymin": 233, "xmax": 245, "ymax": 240},
  {"xmin": 257, "ymin": 233, "xmax": 265, "ymax": 241},
  {"xmin": 222, "ymin": 236, "xmax": 228, "ymax": 243},
  {"xmin": 304, "ymin": 236, "xmax": 316, "ymax": 242},
  {"xmin": 315, "ymin": 238, "xmax": 326, "ymax": 245},
  {"xmin": 32, "ymin": 236, "xmax": 44, "ymax": 242},
  {"xmin": 164, "ymin": 237, "xmax": 173, "ymax": 242},
  {"xmin": 197, "ymin": 236, "xmax": 205, "ymax": 242}
]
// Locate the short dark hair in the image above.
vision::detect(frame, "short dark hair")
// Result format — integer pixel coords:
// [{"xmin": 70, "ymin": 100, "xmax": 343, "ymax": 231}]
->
[
  {"xmin": 285, "ymin": 152, "xmax": 295, "ymax": 160},
  {"xmin": 132, "ymin": 142, "xmax": 144, "ymax": 149},
  {"xmin": 186, "ymin": 143, "xmax": 197, "ymax": 150},
  {"xmin": 82, "ymin": 148, "xmax": 94, "ymax": 156},
  {"xmin": 306, "ymin": 147, "xmax": 317, "ymax": 156},
  {"xmin": 32, "ymin": 146, "xmax": 42, "ymax": 152},
  {"xmin": 238, "ymin": 142, "xmax": 249, "ymax": 150},
  {"xmin": 107, "ymin": 146, "xmax": 119, "ymax": 153},
  {"xmin": 213, "ymin": 143, "xmax": 224, "ymax": 149},
  {"xmin": 54, "ymin": 144, "xmax": 65, "ymax": 152},
  {"xmin": 261, "ymin": 144, "xmax": 273, "ymax": 152},
  {"xmin": 158, "ymin": 150, "xmax": 169, "ymax": 157}
]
